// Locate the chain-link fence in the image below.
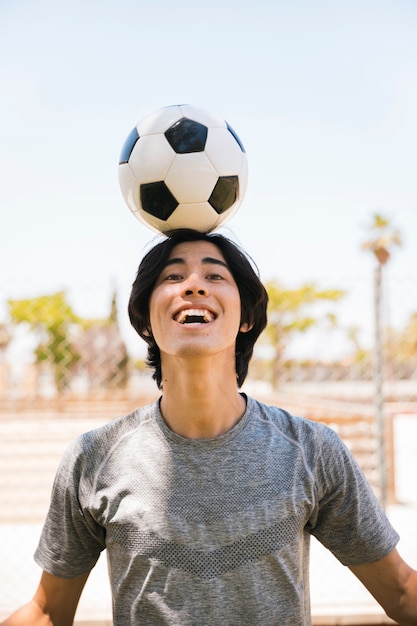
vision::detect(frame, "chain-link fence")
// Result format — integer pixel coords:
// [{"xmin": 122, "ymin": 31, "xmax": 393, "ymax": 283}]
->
[
  {"xmin": 1, "ymin": 271, "xmax": 416, "ymax": 399},
  {"xmin": 0, "ymin": 272, "xmax": 416, "ymax": 624}
]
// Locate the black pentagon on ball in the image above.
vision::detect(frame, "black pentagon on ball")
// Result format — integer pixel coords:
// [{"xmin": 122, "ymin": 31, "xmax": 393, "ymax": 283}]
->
[
  {"xmin": 209, "ymin": 176, "xmax": 239, "ymax": 214},
  {"xmin": 140, "ymin": 181, "xmax": 179, "ymax": 220},
  {"xmin": 119, "ymin": 127, "xmax": 140, "ymax": 164},
  {"xmin": 165, "ymin": 118, "xmax": 208, "ymax": 154}
]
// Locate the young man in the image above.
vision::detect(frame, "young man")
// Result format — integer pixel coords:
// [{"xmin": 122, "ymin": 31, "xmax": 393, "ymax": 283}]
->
[{"xmin": 2, "ymin": 229, "xmax": 417, "ymax": 625}]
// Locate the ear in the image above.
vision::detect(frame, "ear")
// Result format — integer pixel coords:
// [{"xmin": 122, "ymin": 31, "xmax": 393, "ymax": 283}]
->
[{"xmin": 239, "ymin": 321, "xmax": 253, "ymax": 333}]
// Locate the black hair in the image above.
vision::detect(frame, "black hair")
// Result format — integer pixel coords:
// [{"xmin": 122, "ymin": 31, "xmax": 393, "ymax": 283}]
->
[{"xmin": 128, "ymin": 229, "xmax": 268, "ymax": 389}]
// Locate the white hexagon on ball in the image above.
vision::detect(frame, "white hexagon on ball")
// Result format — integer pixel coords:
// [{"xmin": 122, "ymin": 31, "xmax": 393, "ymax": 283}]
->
[
  {"xmin": 128, "ymin": 134, "xmax": 175, "ymax": 185},
  {"xmin": 165, "ymin": 153, "xmax": 218, "ymax": 204}
]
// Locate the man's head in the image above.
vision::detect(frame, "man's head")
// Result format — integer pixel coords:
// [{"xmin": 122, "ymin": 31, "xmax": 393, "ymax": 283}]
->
[{"xmin": 128, "ymin": 229, "xmax": 268, "ymax": 389}]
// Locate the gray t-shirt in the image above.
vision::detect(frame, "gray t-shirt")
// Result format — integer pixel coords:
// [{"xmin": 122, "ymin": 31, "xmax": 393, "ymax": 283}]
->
[{"xmin": 35, "ymin": 396, "xmax": 399, "ymax": 625}]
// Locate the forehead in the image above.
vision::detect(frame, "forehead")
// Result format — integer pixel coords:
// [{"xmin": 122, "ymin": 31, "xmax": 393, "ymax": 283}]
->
[{"xmin": 167, "ymin": 240, "xmax": 228, "ymax": 265}]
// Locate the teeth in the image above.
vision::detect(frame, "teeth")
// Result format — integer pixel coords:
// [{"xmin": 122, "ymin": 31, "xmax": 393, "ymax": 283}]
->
[{"xmin": 175, "ymin": 309, "xmax": 215, "ymax": 324}]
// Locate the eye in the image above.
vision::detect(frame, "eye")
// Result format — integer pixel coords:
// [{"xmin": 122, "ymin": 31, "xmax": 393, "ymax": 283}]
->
[
  {"xmin": 207, "ymin": 273, "xmax": 224, "ymax": 280},
  {"xmin": 165, "ymin": 273, "xmax": 183, "ymax": 281}
]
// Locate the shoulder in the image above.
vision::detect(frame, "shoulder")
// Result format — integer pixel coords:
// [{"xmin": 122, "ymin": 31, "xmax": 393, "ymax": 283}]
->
[
  {"xmin": 59, "ymin": 400, "xmax": 160, "ymax": 475},
  {"xmin": 82, "ymin": 400, "xmax": 158, "ymax": 445},
  {"xmin": 246, "ymin": 395, "xmax": 352, "ymax": 472},
  {"xmin": 248, "ymin": 395, "xmax": 337, "ymax": 445}
]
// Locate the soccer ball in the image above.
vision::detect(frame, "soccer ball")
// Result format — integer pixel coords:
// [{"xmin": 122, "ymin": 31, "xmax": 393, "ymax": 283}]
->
[{"xmin": 118, "ymin": 104, "xmax": 248, "ymax": 234}]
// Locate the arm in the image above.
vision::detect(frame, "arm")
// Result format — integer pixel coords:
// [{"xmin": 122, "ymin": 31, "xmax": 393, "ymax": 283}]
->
[
  {"xmin": 0, "ymin": 570, "xmax": 90, "ymax": 626},
  {"xmin": 350, "ymin": 548, "xmax": 417, "ymax": 626}
]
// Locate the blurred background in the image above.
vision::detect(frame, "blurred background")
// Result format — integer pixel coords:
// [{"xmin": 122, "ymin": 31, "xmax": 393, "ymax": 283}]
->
[{"xmin": 1, "ymin": 1, "xmax": 416, "ymax": 623}]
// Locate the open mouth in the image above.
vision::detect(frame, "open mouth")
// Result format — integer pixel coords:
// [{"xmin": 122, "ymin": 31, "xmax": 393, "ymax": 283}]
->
[{"xmin": 174, "ymin": 308, "xmax": 215, "ymax": 325}]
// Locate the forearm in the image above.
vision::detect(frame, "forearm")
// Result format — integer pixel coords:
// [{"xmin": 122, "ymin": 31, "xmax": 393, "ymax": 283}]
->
[
  {"xmin": 385, "ymin": 568, "xmax": 417, "ymax": 626},
  {"xmin": 1, "ymin": 570, "xmax": 89, "ymax": 626},
  {"xmin": 350, "ymin": 549, "xmax": 417, "ymax": 626},
  {"xmin": 0, "ymin": 600, "xmax": 54, "ymax": 626}
]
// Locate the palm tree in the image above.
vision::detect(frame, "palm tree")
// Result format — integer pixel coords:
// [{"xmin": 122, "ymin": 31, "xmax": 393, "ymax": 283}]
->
[
  {"xmin": 361, "ymin": 213, "xmax": 402, "ymax": 265},
  {"xmin": 361, "ymin": 213, "xmax": 402, "ymax": 507}
]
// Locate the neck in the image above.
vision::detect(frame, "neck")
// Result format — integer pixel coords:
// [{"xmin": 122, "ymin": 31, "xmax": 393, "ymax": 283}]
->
[{"xmin": 159, "ymin": 356, "xmax": 246, "ymax": 439}]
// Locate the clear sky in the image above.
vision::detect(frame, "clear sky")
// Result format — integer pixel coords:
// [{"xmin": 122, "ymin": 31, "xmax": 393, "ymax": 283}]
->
[{"xmin": 1, "ymin": 0, "xmax": 416, "ymax": 357}]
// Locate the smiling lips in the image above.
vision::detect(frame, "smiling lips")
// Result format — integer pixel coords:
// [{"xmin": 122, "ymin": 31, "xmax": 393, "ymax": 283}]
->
[{"xmin": 174, "ymin": 308, "xmax": 215, "ymax": 325}]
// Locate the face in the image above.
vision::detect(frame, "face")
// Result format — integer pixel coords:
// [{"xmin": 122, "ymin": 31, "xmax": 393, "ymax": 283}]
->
[{"xmin": 149, "ymin": 240, "xmax": 250, "ymax": 363}]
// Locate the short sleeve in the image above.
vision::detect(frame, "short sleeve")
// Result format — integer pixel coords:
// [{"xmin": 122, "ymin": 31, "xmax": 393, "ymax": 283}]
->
[
  {"xmin": 307, "ymin": 424, "xmax": 399, "ymax": 566},
  {"xmin": 34, "ymin": 435, "xmax": 106, "ymax": 578}
]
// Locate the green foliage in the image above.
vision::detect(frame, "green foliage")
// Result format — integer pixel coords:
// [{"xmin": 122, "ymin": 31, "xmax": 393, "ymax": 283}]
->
[
  {"xmin": 346, "ymin": 325, "xmax": 370, "ymax": 364},
  {"xmin": 132, "ymin": 358, "xmax": 148, "ymax": 373},
  {"xmin": 264, "ymin": 281, "xmax": 345, "ymax": 387},
  {"xmin": 265, "ymin": 281, "xmax": 345, "ymax": 338},
  {"xmin": 8, "ymin": 292, "xmax": 78, "ymax": 325},
  {"xmin": 388, "ymin": 312, "xmax": 417, "ymax": 365},
  {"xmin": 8, "ymin": 291, "xmax": 82, "ymax": 390},
  {"xmin": 8, "ymin": 290, "xmax": 131, "ymax": 392}
]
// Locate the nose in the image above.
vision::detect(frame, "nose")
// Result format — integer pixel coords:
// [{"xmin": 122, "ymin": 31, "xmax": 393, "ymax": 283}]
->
[{"xmin": 182, "ymin": 273, "xmax": 208, "ymax": 297}]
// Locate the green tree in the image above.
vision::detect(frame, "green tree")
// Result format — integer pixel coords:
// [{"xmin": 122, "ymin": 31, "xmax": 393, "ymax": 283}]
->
[
  {"xmin": 345, "ymin": 324, "xmax": 371, "ymax": 377},
  {"xmin": 8, "ymin": 290, "xmax": 131, "ymax": 393},
  {"xmin": 388, "ymin": 312, "xmax": 417, "ymax": 375},
  {"xmin": 8, "ymin": 291, "xmax": 82, "ymax": 390},
  {"xmin": 264, "ymin": 281, "xmax": 345, "ymax": 388},
  {"xmin": 398, "ymin": 312, "xmax": 417, "ymax": 362}
]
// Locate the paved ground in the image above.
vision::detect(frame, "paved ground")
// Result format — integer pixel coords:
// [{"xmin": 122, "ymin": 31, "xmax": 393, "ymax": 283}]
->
[{"xmin": 1, "ymin": 405, "xmax": 416, "ymax": 625}]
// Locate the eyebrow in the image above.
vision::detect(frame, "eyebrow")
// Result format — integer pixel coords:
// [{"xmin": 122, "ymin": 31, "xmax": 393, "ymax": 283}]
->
[{"xmin": 164, "ymin": 256, "xmax": 230, "ymax": 270}]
